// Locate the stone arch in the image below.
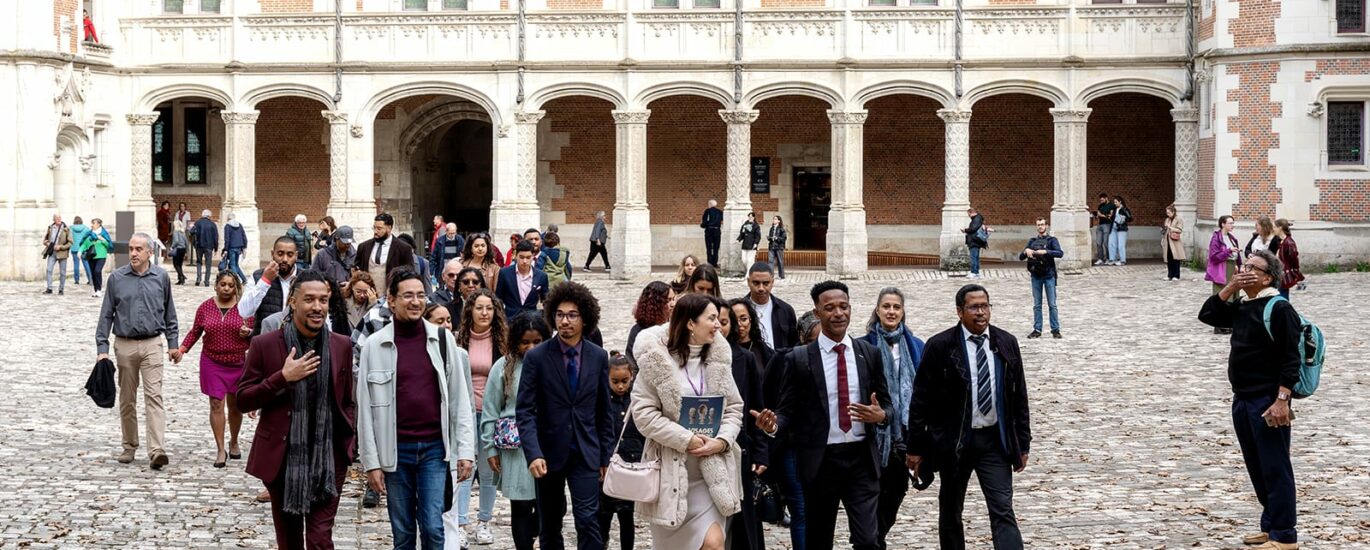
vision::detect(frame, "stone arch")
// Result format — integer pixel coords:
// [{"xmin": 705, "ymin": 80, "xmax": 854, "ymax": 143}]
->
[
  {"xmin": 744, "ymin": 82, "xmax": 842, "ymax": 109},
  {"xmin": 399, "ymin": 100, "xmax": 494, "ymax": 157},
  {"xmin": 137, "ymin": 83, "xmax": 233, "ymax": 111},
  {"xmin": 240, "ymin": 83, "xmax": 337, "ymax": 110},
  {"xmin": 1078, "ymin": 78, "xmax": 1184, "ymax": 108},
  {"xmin": 635, "ymin": 81, "xmax": 733, "ymax": 110},
  {"xmin": 964, "ymin": 80, "xmax": 1068, "ymax": 109},
  {"xmin": 853, "ymin": 80, "xmax": 955, "ymax": 110},
  {"xmin": 525, "ymin": 82, "xmax": 628, "ymax": 112},
  {"xmin": 53, "ymin": 124, "xmax": 90, "ymax": 213},
  {"xmin": 361, "ymin": 81, "xmax": 501, "ymax": 126}
]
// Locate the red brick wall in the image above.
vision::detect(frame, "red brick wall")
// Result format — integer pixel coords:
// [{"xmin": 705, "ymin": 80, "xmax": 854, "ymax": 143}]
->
[
  {"xmin": 969, "ymin": 94, "xmax": 1054, "ymax": 225},
  {"xmin": 544, "ymin": 97, "xmax": 617, "ymax": 223},
  {"xmin": 1086, "ymin": 93, "xmax": 1175, "ymax": 226},
  {"xmin": 1199, "ymin": 136, "xmax": 1215, "ymax": 219},
  {"xmin": 1230, "ymin": 0, "xmax": 1279, "ymax": 47},
  {"xmin": 863, "ymin": 95, "xmax": 944, "ymax": 225},
  {"xmin": 255, "ymin": 97, "xmax": 331, "ymax": 224},
  {"xmin": 259, "ymin": 0, "xmax": 314, "ymax": 13},
  {"xmin": 646, "ymin": 96, "xmax": 728, "ymax": 224},
  {"xmin": 54, "ymin": 0, "xmax": 77, "ymax": 53},
  {"xmin": 377, "ymin": 95, "xmax": 440, "ymax": 120},
  {"xmin": 1224, "ymin": 62, "xmax": 1281, "ymax": 220},
  {"xmin": 751, "ymin": 95, "xmax": 832, "ymax": 219},
  {"xmin": 1311, "ymin": 180, "xmax": 1370, "ymax": 221},
  {"xmin": 1305, "ymin": 59, "xmax": 1370, "ymax": 81},
  {"xmin": 1198, "ymin": 8, "xmax": 1214, "ymax": 42}
]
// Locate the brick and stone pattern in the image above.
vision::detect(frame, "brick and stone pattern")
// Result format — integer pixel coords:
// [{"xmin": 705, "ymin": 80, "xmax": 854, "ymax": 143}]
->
[
  {"xmin": 969, "ymin": 94, "xmax": 1055, "ymax": 225},
  {"xmin": 259, "ymin": 0, "xmax": 315, "ymax": 13},
  {"xmin": 863, "ymin": 95, "xmax": 945, "ymax": 226},
  {"xmin": 1199, "ymin": 137, "xmax": 1216, "ymax": 220},
  {"xmin": 645, "ymin": 96, "xmax": 727, "ymax": 225},
  {"xmin": 4, "ymin": 267, "xmax": 1370, "ymax": 547},
  {"xmin": 1229, "ymin": 0, "xmax": 1279, "ymax": 47},
  {"xmin": 543, "ymin": 96, "xmax": 617, "ymax": 224},
  {"xmin": 1223, "ymin": 62, "xmax": 1282, "ymax": 221}
]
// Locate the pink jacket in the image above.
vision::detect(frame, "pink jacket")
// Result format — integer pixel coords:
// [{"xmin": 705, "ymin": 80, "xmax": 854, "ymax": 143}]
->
[{"xmin": 1205, "ymin": 230, "xmax": 1241, "ymax": 284}]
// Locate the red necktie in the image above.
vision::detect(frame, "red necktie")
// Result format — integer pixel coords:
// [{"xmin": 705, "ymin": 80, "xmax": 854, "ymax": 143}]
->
[{"xmin": 834, "ymin": 343, "xmax": 851, "ymax": 433}]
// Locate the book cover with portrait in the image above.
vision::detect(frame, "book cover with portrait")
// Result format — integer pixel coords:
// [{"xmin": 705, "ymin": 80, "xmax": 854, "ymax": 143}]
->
[{"xmin": 679, "ymin": 395, "xmax": 723, "ymax": 438}]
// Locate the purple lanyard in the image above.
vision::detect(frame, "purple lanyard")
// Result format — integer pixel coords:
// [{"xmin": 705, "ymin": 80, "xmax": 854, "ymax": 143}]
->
[{"xmin": 685, "ymin": 365, "xmax": 706, "ymax": 396}]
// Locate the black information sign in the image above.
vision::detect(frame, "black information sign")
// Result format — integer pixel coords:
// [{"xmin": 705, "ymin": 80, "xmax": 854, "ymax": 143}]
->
[{"xmin": 750, "ymin": 157, "xmax": 770, "ymax": 194}]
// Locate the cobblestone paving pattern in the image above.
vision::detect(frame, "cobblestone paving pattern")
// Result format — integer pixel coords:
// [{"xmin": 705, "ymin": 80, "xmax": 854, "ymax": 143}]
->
[{"xmin": 2, "ymin": 264, "xmax": 1368, "ymax": 549}]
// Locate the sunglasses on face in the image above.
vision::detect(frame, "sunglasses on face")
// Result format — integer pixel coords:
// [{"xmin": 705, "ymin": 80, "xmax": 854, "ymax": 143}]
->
[{"xmin": 460, "ymin": 278, "xmax": 481, "ymax": 286}]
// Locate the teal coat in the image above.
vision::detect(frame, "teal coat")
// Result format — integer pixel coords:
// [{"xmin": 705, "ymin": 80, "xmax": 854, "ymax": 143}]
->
[{"xmin": 481, "ymin": 356, "xmax": 536, "ymax": 501}]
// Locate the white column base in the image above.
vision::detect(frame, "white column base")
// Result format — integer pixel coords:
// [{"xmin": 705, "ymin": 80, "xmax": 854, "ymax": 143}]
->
[
  {"xmin": 938, "ymin": 205, "xmax": 970, "ymax": 271},
  {"xmin": 1050, "ymin": 209, "xmax": 1092, "ymax": 273},
  {"xmin": 720, "ymin": 206, "xmax": 752, "ymax": 277},
  {"xmin": 610, "ymin": 205, "xmax": 651, "ymax": 280},
  {"xmin": 825, "ymin": 205, "xmax": 868, "ymax": 279},
  {"xmin": 490, "ymin": 201, "xmax": 541, "ymax": 251},
  {"xmin": 327, "ymin": 201, "xmax": 379, "ymax": 238}
]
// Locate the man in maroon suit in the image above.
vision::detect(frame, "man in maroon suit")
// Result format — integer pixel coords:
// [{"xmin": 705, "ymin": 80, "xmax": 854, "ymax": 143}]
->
[{"xmin": 237, "ymin": 270, "xmax": 356, "ymax": 550}]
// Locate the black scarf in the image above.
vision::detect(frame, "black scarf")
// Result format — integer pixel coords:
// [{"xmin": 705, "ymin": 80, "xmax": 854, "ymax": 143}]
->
[{"xmin": 281, "ymin": 316, "xmax": 337, "ymax": 515}]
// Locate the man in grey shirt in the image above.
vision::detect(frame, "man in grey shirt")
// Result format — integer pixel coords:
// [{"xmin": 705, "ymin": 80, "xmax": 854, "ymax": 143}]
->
[
  {"xmin": 95, "ymin": 233, "xmax": 179, "ymax": 470},
  {"xmin": 584, "ymin": 210, "xmax": 610, "ymax": 272}
]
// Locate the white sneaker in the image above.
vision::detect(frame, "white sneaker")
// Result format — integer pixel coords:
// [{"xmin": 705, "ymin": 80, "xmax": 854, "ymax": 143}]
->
[
  {"xmin": 474, "ymin": 521, "xmax": 493, "ymax": 545},
  {"xmin": 1093, "ymin": 259, "xmax": 1105, "ymax": 266},
  {"xmin": 456, "ymin": 525, "xmax": 469, "ymax": 550}
]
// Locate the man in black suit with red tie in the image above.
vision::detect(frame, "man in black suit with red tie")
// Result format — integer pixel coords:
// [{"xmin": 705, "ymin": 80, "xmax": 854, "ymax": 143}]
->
[
  {"xmin": 752, "ymin": 280, "xmax": 892, "ymax": 550},
  {"xmin": 906, "ymin": 284, "xmax": 1030, "ymax": 550}
]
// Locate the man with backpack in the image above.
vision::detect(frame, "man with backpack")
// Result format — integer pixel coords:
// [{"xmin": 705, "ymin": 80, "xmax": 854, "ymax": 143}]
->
[
  {"xmin": 1198, "ymin": 248, "xmax": 1311, "ymax": 550},
  {"xmin": 1020, "ymin": 217, "xmax": 1063, "ymax": 339}
]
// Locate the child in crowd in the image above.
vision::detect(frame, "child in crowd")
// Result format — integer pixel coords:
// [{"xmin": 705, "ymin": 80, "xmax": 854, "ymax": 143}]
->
[{"xmin": 600, "ymin": 353, "xmax": 643, "ymax": 550}]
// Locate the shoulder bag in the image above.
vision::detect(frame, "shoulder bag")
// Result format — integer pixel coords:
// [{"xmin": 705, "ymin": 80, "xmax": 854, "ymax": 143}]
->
[{"xmin": 601, "ymin": 407, "xmax": 661, "ymax": 503}]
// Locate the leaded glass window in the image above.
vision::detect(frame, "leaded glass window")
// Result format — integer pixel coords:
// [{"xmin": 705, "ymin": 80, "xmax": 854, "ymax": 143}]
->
[
  {"xmin": 1328, "ymin": 101, "xmax": 1364, "ymax": 165},
  {"xmin": 163, "ymin": 0, "xmax": 184, "ymax": 13},
  {"xmin": 185, "ymin": 107, "xmax": 207, "ymax": 184},
  {"xmin": 1338, "ymin": 0, "xmax": 1365, "ymax": 33},
  {"xmin": 153, "ymin": 108, "xmax": 171, "ymax": 184}
]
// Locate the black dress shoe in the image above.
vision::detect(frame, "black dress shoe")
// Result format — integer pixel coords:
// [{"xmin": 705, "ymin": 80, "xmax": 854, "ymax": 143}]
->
[
  {"xmin": 363, "ymin": 487, "xmax": 381, "ymax": 508},
  {"xmin": 1052, "ymin": 330, "xmax": 1062, "ymax": 339},
  {"xmin": 1027, "ymin": 331, "xmax": 1042, "ymax": 339},
  {"xmin": 42, "ymin": 289, "xmax": 52, "ymax": 294}
]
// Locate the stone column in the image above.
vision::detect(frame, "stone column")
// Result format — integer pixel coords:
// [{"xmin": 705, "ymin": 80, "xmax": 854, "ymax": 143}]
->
[
  {"xmin": 1171, "ymin": 106, "xmax": 1200, "ymax": 250},
  {"xmin": 491, "ymin": 111, "xmax": 544, "ymax": 247},
  {"xmin": 126, "ymin": 113, "xmax": 161, "ymax": 234},
  {"xmin": 719, "ymin": 109, "xmax": 760, "ymax": 276},
  {"xmin": 222, "ymin": 111, "xmax": 262, "ymax": 271},
  {"xmin": 335, "ymin": 113, "xmax": 378, "ymax": 234},
  {"xmin": 1049, "ymin": 108, "xmax": 1092, "ymax": 273},
  {"xmin": 937, "ymin": 108, "xmax": 972, "ymax": 270},
  {"xmin": 826, "ymin": 110, "xmax": 868, "ymax": 278},
  {"xmin": 610, "ymin": 110, "xmax": 652, "ymax": 280}
]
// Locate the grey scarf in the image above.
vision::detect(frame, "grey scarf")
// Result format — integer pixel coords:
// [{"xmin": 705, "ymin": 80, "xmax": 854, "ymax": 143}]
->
[
  {"xmin": 875, "ymin": 327, "xmax": 916, "ymax": 467},
  {"xmin": 281, "ymin": 315, "xmax": 337, "ymax": 516}
]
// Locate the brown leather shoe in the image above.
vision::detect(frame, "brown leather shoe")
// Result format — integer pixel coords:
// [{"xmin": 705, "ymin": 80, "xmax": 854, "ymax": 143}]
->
[
  {"xmin": 1243, "ymin": 533, "xmax": 1269, "ymax": 545},
  {"xmin": 256, "ymin": 489, "xmax": 272, "ymax": 503},
  {"xmin": 149, "ymin": 451, "xmax": 169, "ymax": 470},
  {"xmin": 117, "ymin": 449, "xmax": 136, "ymax": 464},
  {"xmin": 1252, "ymin": 541, "xmax": 1298, "ymax": 550}
]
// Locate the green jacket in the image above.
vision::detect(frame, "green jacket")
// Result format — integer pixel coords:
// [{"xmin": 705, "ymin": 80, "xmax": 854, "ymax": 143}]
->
[
  {"xmin": 80, "ymin": 230, "xmax": 113, "ymax": 260},
  {"xmin": 481, "ymin": 356, "xmax": 536, "ymax": 501}
]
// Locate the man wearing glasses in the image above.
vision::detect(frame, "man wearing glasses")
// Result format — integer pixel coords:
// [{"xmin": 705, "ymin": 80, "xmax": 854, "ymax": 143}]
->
[
  {"xmin": 1198, "ymin": 250, "xmax": 1301, "ymax": 550},
  {"xmin": 517, "ymin": 281, "xmax": 614, "ymax": 550},
  {"xmin": 906, "ymin": 284, "xmax": 1031, "ymax": 550}
]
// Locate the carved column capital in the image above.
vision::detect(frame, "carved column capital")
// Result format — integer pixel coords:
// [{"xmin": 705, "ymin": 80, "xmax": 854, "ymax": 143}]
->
[
  {"xmin": 1170, "ymin": 107, "xmax": 1199, "ymax": 124},
  {"xmin": 321, "ymin": 110, "xmax": 348, "ymax": 124},
  {"xmin": 515, "ymin": 110, "xmax": 546, "ymax": 124},
  {"xmin": 718, "ymin": 109, "xmax": 759, "ymax": 125},
  {"xmin": 126, "ymin": 112, "xmax": 161, "ymax": 126},
  {"xmin": 937, "ymin": 108, "xmax": 973, "ymax": 124},
  {"xmin": 611, "ymin": 110, "xmax": 651, "ymax": 125},
  {"xmin": 826, "ymin": 110, "xmax": 868, "ymax": 125},
  {"xmin": 221, "ymin": 111, "xmax": 261, "ymax": 124},
  {"xmin": 1049, "ymin": 108, "xmax": 1092, "ymax": 123}
]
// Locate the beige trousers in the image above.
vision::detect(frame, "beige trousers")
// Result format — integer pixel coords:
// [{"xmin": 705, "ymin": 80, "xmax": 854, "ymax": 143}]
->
[{"xmin": 114, "ymin": 336, "xmax": 167, "ymax": 456}]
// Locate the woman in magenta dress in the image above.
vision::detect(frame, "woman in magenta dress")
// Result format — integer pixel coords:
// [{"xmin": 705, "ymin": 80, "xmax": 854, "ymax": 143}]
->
[{"xmin": 172, "ymin": 271, "xmax": 254, "ymax": 467}]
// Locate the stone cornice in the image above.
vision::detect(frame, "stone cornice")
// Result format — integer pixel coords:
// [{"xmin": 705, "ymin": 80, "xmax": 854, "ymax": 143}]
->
[
  {"xmin": 321, "ymin": 110, "xmax": 348, "ymax": 124},
  {"xmin": 1199, "ymin": 42, "xmax": 1370, "ymax": 61},
  {"xmin": 937, "ymin": 109, "xmax": 972, "ymax": 123}
]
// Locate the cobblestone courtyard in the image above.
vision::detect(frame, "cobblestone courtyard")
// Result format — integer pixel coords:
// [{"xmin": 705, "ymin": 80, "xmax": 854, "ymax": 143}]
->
[{"xmin": 2, "ymin": 265, "xmax": 1368, "ymax": 549}]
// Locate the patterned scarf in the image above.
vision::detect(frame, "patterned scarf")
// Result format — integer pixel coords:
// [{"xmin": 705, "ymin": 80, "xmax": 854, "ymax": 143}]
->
[
  {"xmin": 281, "ymin": 315, "xmax": 337, "ymax": 516},
  {"xmin": 875, "ymin": 326, "xmax": 916, "ymax": 467}
]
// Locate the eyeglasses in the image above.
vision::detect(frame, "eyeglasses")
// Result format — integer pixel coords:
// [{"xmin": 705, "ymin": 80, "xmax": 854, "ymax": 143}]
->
[
  {"xmin": 444, "ymin": 272, "xmax": 459, "ymax": 279},
  {"xmin": 963, "ymin": 304, "xmax": 993, "ymax": 313},
  {"xmin": 555, "ymin": 312, "xmax": 581, "ymax": 321},
  {"xmin": 1240, "ymin": 263, "xmax": 1269, "ymax": 275},
  {"xmin": 396, "ymin": 292, "xmax": 427, "ymax": 302}
]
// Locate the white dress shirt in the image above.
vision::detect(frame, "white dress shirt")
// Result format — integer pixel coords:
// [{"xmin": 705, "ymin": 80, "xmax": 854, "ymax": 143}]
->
[
  {"xmin": 750, "ymin": 297, "xmax": 775, "ymax": 349},
  {"xmin": 818, "ymin": 332, "xmax": 864, "ymax": 444},
  {"xmin": 238, "ymin": 268, "xmax": 298, "ymax": 318},
  {"xmin": 961, "ymin": 325, "xmax": 998, "ymax": 429}
]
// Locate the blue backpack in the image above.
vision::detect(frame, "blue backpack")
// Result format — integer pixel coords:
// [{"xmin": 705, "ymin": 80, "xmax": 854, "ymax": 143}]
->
[{"xmin": 1262, "ymin": 295, "xmax": 1324, "ymax": 399}]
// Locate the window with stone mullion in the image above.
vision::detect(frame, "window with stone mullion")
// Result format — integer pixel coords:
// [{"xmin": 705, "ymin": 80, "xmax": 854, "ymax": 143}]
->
[
  {"xmin": 1327, "ymin": 101, "xmax": 1365, "ymax": 165},
  {"xmin": 163, "ymin": 0, "xmax": 184, "ymax": 13},
  {"xmin": 1338, "ymin": 0, "xmax": 1366, "ymax": 33},
  {"xmin": 404, "ymin": 0, "xmax": 428, "ymax": 10},
  {"xmin": 443, "ymin": 0, "xmax": 468, "ymax": 8},
  {"xmin": 201, "ymin": 0, "xmax": 222, "ymax": 13}
]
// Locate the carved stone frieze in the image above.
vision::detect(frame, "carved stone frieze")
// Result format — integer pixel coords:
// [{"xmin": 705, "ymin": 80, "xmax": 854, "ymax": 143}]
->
[
  {"xmin": 1050, "ymin": 108, "xmax": 1092, "ymax": 123},
  {"xmin": 221, "ymin": 111, "xmax": 260, "ymax": 124},
  {"xmin": 611, "ymin": 110, "xmax": 651, "ymax": 125},
  {"xmin": 826, "ymin": 111, "xmax": 868, "ymax": 125}
]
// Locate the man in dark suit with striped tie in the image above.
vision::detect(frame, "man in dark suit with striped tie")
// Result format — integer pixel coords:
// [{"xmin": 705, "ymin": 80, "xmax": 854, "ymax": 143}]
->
[{"xmin": 906, "ymin": 284, "xmax": 1031, "ymax": 550}]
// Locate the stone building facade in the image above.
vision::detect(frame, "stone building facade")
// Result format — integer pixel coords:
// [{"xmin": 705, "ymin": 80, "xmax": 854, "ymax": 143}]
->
[{"xmin": 1, "ymin": 0, "xmax": 1365, "ymax": 280}]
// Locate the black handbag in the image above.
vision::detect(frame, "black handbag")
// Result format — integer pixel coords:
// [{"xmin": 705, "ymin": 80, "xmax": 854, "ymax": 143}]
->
[
  {"xmin": 84, "ymin": 358, "xmax": 116, "ymax": 408},
  {"xmin": 752, "ymin": 477, "xmax": 785, "ymax": 524}
]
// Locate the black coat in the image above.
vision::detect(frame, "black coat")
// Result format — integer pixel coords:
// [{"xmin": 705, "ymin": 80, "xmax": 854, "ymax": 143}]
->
[
  {"xmin": 516, "ymin": 338, "xmax": 615, "ymax": 472},
  {"xmin": 354, "ymin": 236, "xmax": 416, "ymax": 287},
  {"xmin": 761, "ymin": 296, "xmax": 801, "ymax": 351},
  {"xmin": 766, "ymin": 338, "xmax": 892, "ymax": 484},
  {"xmin": 730, "ymin": 342, "xmax": 768, "ymax": 460},
  {"xmin": 964, "ymin": 214, "xmax": 985, "ymax": 248},
  {"xmin": 906, "ymin": 324, "xmax": 1031, "ymax": 475}
]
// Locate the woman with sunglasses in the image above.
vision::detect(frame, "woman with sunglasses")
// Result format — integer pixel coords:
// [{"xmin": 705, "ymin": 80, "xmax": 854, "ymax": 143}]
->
[{"xmin": 443, "ymin": 266, "xmax": 490, "ymax": 330}]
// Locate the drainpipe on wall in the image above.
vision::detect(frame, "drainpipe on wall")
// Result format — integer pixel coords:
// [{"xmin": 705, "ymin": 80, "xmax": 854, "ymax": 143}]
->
[
  {"xmin": 953, "ymin": 0, "xmax": 963, "ymax": 99},
  {"xmin": 333, "ymin": 0, "xmax": 343, "ymax": 104},
  {"xmin": 517, "ymin": 0, "xmax": 527, "ymax": 105},
  {"xmin": 733, "ymin": 0, "xmax": 743, "ymax": 104}
]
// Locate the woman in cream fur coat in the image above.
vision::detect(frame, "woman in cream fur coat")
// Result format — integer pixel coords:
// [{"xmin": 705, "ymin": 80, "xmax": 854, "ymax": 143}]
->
[{"xmin": 630, "ymin": 293, "xmax": 744, "ymax": 550}]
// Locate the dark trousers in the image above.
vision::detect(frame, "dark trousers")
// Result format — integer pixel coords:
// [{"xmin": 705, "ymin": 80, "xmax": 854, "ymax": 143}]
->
[
  {"xmin": 777, "ymin": 448, "xmax": 807, "ymax": 550},
  {"xmin": 534, "ymin": 452, "xmax": 604, "ymax": 550},
  {"xmin": 90, "ymin": 258, "xmax": 107, "ymax": 293},
  {"xmin": 730, "ymin": 460, "xmax": 763, "ymax": 550},
  {"xmin": 195, "ymin": 247, "xmax": 212, "ymax": 284},
  {"xmin": 938, "ymin": 428, "xmax": 1022, "ymax": 550},
  {"xmin": 511, "ymin": 499, "xmax": 540, "ymax": 550},
  {"xmin": 171, "ymin": 248, "xmax": 186, "ymax": 283},
  {"xmin": 1166, "ymin": 247, "xmax": 1182, "ymax": 279},
  {"xmin": 596, "ymin": 497, "xmax": 634, "ymax": 550},
  {"xmin": 264, "ymin": 451, "xmax": 350, "ymax": 550},
  {"xmin": 1232, "ymin": 395, "xmax": 1298, "ymax": 543},
  {"xmin": 585, "ymin": 241, "xmax": 610, "ymax": 269},
  {"xmin": 875, "ymin": 451, "xmax": 910, "ymax": 550},
  {"xmin": 804, "ymin": 442, "xmax": 881, "ymax": 550},
  {"xmin": 704, "ymin": 228, "xmax": 721, "ymax": 267}
]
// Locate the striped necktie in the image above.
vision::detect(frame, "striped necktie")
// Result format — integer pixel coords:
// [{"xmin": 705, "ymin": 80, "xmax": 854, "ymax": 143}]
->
[{"xmin": 969, "ymin": 334, "xmax": 993, "ymax": 416}]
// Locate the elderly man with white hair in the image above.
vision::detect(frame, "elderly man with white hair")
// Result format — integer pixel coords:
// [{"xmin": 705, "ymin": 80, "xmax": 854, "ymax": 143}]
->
[
  {"xmin": 191, "ymin": 209, "xmax": 219, "ymax": 286},
  {"xmin": 429, "ymin": 222, "xmax": 465, "ymax": 285},
  {"xmin": 286, "ymin": 213, "xmax": 314, "ymax": 271}
]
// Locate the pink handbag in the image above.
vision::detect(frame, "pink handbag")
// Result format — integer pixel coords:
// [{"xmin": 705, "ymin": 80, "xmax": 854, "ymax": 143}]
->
[{"xmin": 600, "ymin": 409, "xmax": 661, "ymax": 503}]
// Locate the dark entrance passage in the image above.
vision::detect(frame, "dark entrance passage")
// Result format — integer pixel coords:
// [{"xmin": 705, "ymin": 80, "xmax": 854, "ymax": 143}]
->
[
  {"xmin": 412, "ymin": 119, "xmax": 494, "ymax": 235},
  {"xmin": 793, "ymin": 167, "xmax": 831, "ymax": 250}
]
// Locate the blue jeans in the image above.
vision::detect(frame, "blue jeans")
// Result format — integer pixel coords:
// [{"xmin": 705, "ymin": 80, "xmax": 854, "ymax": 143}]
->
[
  {"xmin": 226, "ymin": 249, "xmax": 247, "ymax": 282},
  {"xmin": 969, "ymin": 246, "xmax": 982, "ymax": 275},
  {"xmin": 1232, "ymin": 395, "xmax": 1297, "ymax": 544},
  {"xmin": 457, "ymin": 412, "xmax": 497, "ymax": 525},
  {"xmin": 1108, "ymin": 229, "xmax": 1129, "ymax": 263},
  {"xmin": 1030, "ymin": 275, "xmax": 1059, "ymax": 332},
  {"xmin": 385, "ymin": 440, "xmax": 450, "ymax": 550},
  {"xmin": 72, "ymin": 255, "xmax": 90, "ymax": 285},
  {"xmin": 45, "ymin": 255, "xmax": 67, "ymax": 292},
  {"xmin": 780, "ymin": 449, "xmax": 807, "ymax": 550}
]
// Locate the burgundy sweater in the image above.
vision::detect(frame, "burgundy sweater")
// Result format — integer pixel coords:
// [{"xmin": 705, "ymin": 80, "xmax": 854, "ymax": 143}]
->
[{"xmin": 394, "ymin": 319, "xmax": 443, "ymax": 442}]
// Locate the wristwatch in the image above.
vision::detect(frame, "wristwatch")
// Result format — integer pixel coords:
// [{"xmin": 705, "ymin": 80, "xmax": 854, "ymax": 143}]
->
[{"xmin": 1277, "ymin": 391, "xmax": 1290, "ymax": 401}]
